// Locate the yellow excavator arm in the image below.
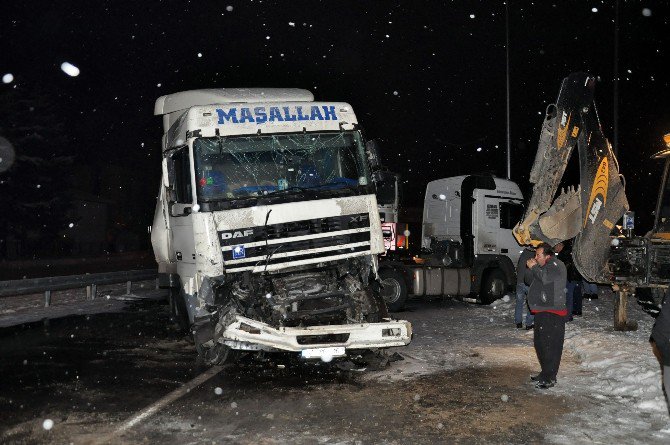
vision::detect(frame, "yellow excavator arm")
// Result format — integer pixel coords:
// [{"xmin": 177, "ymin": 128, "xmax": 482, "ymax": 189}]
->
[{"xmin": 513, "ymin": 73, "xmax": 629, "ymax": 282}]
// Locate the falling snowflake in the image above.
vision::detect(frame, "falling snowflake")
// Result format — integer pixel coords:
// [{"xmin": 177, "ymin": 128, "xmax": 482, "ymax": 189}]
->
[
  {"xmin": 288, "ymin": 22, "xmax": 295, "ymax": 27},
  {"xmin": 469, "ymin": 14, "xmax": 475, "ymax": 19},
  {"xmin": 393, "ymin": 91, "xmax": 398, "ymax": 96},
  {"xmin": 226, "ymin": 5, "xmax": 233, "ymax": 12},
  {"xmin": 197, "ymin": 53, "xmax": 203, "ymax": 58},
  {"xmin": 2, "ymin": 73, "xmax": 13, "ymax": 84},
  {"xmin": 214, "ymin": 387, "xmax": 223, "ymax": 395},
  {"xmin": 642, "ymin": 8, "xmax": 652, "ymax": 17},
  {"xmin": 42, "ymin": 419, "xmax": 54, "ymax": 430},
  {"xmin": 60, "ymin": 62, "xmax": 80, "ymax": 77},
  {"xmin": 591, "ymin": 7, "xmax": 598, "ymax": 13}
]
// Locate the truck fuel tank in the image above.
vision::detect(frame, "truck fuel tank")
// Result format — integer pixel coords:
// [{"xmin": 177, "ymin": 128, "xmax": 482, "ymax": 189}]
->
[{"xmin": 411, "ymin": 267, "xmax": 471, "ymax": 296}]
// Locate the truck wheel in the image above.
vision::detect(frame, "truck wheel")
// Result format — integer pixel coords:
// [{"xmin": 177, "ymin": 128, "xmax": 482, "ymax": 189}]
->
[
  {"xmin": 480, "ymin": 269, "xmax": 506, "ymax": 305},
  {"xmin": 379, "ymin": 268, "xmax": 408, "ymax": 312},
  {"xmin": 199, "ymin": 343, "xmax": 239, "ymax": 366},
  {"xmin": 168, "ymin": 287, "xmax": 191, "ymax": 333}
]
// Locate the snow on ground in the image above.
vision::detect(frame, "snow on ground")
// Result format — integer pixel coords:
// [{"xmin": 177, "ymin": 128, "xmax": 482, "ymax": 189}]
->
[
  {"xmin": 485, "ymin": 289, "xmax": 670, "ymax": 444},
  {"xmin": 2, "ymin": 280, "xmax": 669, "ymax": 443},
  {"xmin": 383, "ymin": 287, "xmax": 670, "ymax": 443}
]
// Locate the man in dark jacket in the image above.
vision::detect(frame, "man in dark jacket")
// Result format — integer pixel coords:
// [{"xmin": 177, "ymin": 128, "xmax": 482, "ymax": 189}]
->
[
  {"xmin": 526, "ymin": 242, "xmax": 568, "ymax": 389},
  {"xmin": 651, "ymin": 289, "xmax": 670, "ymax": 411}
]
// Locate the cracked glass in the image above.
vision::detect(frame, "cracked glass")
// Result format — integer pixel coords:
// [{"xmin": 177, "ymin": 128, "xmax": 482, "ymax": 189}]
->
[{"xmin": 193, "ymin": 131, "xmax": 370, "ymax": 202}]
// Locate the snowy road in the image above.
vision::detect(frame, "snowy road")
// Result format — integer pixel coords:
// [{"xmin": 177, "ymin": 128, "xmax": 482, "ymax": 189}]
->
[{"xmin": 1, "ymin": 288, "xmax": 669, "ymax": 444}]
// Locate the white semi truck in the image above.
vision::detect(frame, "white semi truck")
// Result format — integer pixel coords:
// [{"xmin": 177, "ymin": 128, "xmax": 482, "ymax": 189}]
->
[
  {"xmin": 150, "ymin": 88, "xmax": 411, "ymax": 365},
  {"xmin": 378, "ymin": 175, "xmax": 525, "ymax": 311}
]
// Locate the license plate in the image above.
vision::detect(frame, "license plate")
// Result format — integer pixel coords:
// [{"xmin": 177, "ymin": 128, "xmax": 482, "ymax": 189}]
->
[{"xmin": 300, "ymin": 346, "xmax": 346, "ymax": 359}]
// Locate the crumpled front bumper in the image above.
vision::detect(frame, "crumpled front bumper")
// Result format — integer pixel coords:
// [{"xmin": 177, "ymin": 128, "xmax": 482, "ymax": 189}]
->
[{"xmin": 220, "ymin": 315, "xmax": 412, "ymax": 352}]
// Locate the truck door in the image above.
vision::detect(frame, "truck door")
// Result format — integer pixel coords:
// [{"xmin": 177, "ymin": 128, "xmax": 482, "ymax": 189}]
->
[
  {"xmin": 473, "ymin": 191, "xmax": 499, "ymax": 255},
  {"xmin": 167, "ymin": 146, "xmax": 196, "ymax": 276},
  {"xmin": 498, "ymin": 200, "xmax": 525, "ymax": 265}
]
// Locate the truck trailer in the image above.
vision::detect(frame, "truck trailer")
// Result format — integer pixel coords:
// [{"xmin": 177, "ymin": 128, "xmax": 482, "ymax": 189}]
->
[{"xmin": 150, "ymin": 88, "xmax": 411, "ymax": 364}]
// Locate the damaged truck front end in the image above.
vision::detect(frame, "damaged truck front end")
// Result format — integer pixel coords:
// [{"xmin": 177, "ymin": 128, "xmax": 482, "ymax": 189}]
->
[
  {"xmin": 151, "ymin": 89, "xmax": 412, "ymax": 365},
  {"xmin": 194, "ymin": 258, "xmax": 410, "ymax": 364}
]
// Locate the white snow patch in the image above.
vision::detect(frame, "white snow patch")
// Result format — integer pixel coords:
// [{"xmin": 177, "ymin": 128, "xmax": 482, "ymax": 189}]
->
[{"xmin": 60, "ymin": 62, "xmax": 80, "ymax": 77}]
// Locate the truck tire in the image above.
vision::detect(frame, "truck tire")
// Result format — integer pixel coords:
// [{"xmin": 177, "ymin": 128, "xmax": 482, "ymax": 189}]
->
[
  {"xmin": 379, "ymin": 268, "xmax": 408, "ymax": 312},
  {"xmin": 198, "ymin": 343, "xmax": 240, "ymax": 366},
  {"xmin": 168, "ymin": 287, "xmax": 191, "ymax": 333},
  {"xmin": 480, "ymin": 268, "xmax": 506, "ymax": 305}
]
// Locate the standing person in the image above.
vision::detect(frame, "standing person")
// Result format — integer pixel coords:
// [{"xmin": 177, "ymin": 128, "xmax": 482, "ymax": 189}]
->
[
  {"xmin": 515, "ymin": 246, "xmax": 536, "ymax": 329},
  {"xmin": 555, "ymin": 240, "xmax": 582, "ymax": 320},
  {"xmin": 526, "ymin": 243, "xmax": 567, "ymax": 389},
  {"xmin": 651, "ymin": 289, "xmax": 670, "ymax": 412}
]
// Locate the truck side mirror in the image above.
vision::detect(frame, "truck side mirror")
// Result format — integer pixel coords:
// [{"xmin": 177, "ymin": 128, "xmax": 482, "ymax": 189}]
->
[
  {"xmin": 365, "ymin": 140, "xmax": 382, "ymax": 171},
  {"xmin": 374, "ymin": 170, "xmax": 396, "ymax": 205},
  {"xmin": 162, "ymin": 158, "xmax": 170, "ymax": 188},
  {"xmin": 162, "ymin": 155, "xmax": 178, "ymax": 202}
]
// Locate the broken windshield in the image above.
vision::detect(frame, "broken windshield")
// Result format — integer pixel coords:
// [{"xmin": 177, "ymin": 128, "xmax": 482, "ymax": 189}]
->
[{"xmin": 193, "ymin": 131, "xmax": 370, "ymax": 202}]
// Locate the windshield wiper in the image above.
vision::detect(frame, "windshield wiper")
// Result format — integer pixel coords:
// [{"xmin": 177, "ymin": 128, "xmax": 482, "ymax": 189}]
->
[{"xmin": 266, "ymin": 186, "xmax": 316, "ymax": 197}]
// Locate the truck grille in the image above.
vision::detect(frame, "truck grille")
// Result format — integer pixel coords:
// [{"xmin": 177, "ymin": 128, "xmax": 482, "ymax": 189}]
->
[{"xmin": 218, "ymin": 213, "xmax": 371, "ymax": 271}]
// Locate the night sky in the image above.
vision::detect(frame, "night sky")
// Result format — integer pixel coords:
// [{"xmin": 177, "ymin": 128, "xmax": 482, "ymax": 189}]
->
[{"xmin": 1, "ymin": 1, "xmax": 669, "ymax": 259}]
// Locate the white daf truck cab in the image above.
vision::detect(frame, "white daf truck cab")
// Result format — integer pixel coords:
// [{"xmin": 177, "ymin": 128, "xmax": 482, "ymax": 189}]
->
[
  {"xmin": 378, "ymin": 175, "xmax": 525, "ymax": 311},
  {"xmin": 150, "ymin": 88, "xmax": 411, "ymax": 365}
]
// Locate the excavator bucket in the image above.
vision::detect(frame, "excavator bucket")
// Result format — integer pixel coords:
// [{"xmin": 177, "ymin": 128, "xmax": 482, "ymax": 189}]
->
[
  {"xmin": 513, "ymin": 73, "xmax": 629, "ymax": 282},
  {"xmin": 513, "ymin": 73, "xmax": 594, "ymax": 247}
]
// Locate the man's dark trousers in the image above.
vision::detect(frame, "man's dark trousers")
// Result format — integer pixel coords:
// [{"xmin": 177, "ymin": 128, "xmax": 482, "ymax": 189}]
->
[{"xmin": 534, "ymin": 312, "xmax": 566, "ymax": 382}]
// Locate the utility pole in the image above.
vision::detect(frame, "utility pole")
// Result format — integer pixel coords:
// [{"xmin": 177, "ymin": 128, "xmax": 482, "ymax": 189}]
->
[
  {"xmin": 505, "ymin": 0, "xmax": 512, "ymax": 179},
  {"xmin": 613, "ymin": 0, "xmax": 619, "ymax": 156}
]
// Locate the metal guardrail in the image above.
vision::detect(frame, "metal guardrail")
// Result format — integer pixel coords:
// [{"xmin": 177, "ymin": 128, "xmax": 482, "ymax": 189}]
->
[{"xmin": 0, "ymin": 269, "xmax": 158, "ymax": 307}]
